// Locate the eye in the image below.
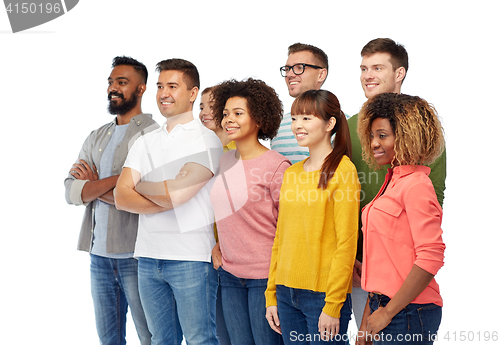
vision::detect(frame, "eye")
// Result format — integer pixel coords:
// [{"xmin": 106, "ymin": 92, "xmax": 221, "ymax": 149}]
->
[
  {"xmin": 223, "ymin": 113, "xmax": 228, "ymax": 117},
  {"xmin": 291, "ymin": 116, "xmax": 296, "ymax": 121}
]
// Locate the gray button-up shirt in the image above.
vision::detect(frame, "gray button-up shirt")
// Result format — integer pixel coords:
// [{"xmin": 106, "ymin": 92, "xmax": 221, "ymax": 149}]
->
[{"xmin": 64, "ymin": 113, "xmax": 159, "ymax": 254}]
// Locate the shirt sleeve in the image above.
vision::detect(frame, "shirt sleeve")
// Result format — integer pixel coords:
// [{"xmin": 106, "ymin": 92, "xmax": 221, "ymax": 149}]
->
[
  {"xmin": 427, "ymin": 148, "xmax": 446, "ymax": 207},
  {"xmin": 404, "ymin": 177, "xmax": 445, "ymax": 276},
  {"xmin": 186, "ymin": 131, "xmax": 223, "ymax": 176},
  {"xmin": 323, "ymin": 161, "xmax": 360, "ymax": 317},
  {"xmin": 64, "ymin": 131, "xmax": 94, "ymax": 206}
]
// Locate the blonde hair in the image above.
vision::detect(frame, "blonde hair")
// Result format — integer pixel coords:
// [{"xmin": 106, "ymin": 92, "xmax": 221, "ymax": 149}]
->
[{"xmin": 357, "ymin": 93, "xmax": 445, "ymax": 168}]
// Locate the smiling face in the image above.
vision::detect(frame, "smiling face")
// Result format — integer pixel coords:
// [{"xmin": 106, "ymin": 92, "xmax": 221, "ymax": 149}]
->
[
  {"xmin": 360, "ymin": 52, "xmax": 405, "ymax": 99},
  {"xmin": 285, "ymin": 51, "xmax": 327, "ymax": 98},
  {"xmin": 199, "ymin": 91, "xmax": 217, "ymax": 131},
  {"xmin": 156, "ymin": 70, "xmax": 198, "ymax": 118},
  {"xmin": 107, "ymin": 65, "xmax": 143, "ymax": 115},
  {"xmin": 370, "ymin": 117, "xmax": 396, "ymax": 166},
  {"xmin": 291, "ymin": 114, "xmax": 335, "ymax": 149},
  {"xmin": 221, "ymin": 97, "xmax": 259, "ymax": 143}
]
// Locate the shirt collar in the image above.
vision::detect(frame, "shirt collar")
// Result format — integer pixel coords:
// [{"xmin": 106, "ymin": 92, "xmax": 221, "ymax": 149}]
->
[
  {"xmin": 161, "ymin": 118, "xmax": 198, "ymax": 133},
  {"xmin": 390, "ymin": 165, "xmax": 431, "ymax": 179}
]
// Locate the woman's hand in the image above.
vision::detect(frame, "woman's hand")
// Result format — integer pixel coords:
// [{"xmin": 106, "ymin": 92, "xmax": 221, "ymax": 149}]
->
[
  {"xmin": 266, "ymin": 306, "xmax": 282, "ymax": 334},
  {"xmin": 318, "ymin": 311, "xmax": 339, "ymax": 341},
  {"xmin": 212, "ymin": 242, "xmax": 222, "ymax": 269}
]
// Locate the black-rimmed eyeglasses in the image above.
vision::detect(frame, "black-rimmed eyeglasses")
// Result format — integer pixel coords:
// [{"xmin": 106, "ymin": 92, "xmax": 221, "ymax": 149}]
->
[{"xmin": 280, "ymin": 63, "xmax": 323, "ymax": 77}]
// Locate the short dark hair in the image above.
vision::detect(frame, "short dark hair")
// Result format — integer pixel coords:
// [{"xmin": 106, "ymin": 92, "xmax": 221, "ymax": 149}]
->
[
  {"xmin": 112, "ymin": 56, "xmax": 148, "ymax": 84},
  {"xmin": 361, "ymin": 38, "xmax": 408, "ymax": 74},
  {"xmin": 288, "ymin": 42, "xmax": 329, "ymax": 71},
  {"xmin": 155, "ymin": 58, "xmax": 200, "ymax": 90},
  {"xmin": 211, "ymin": 78, "xmax": 283, "ymax": 141}
]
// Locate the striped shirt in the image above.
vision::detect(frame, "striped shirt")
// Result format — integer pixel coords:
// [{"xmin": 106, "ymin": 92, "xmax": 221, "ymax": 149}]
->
[
  {"xmin": 271, "ymin": 112, "xmax": 351, "ymax": 164},
  {"xmin": 271, "ymin": 112, "xmax": 309, "ymax": 164}
]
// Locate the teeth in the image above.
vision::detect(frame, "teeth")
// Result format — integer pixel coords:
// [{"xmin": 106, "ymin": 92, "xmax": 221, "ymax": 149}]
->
[
  {"xmin": 290, "ymin": 82, "xmax": 299, "ymax": 85},
  {"xmin": 296, "ymin": 133, "xmax": 307, "ymax": 138}
]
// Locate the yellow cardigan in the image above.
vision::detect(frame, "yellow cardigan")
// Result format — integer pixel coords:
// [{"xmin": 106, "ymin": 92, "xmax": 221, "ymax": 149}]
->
[{"xmin": 265, "ymin": 155, "xmax": 360, "ymax": 318}]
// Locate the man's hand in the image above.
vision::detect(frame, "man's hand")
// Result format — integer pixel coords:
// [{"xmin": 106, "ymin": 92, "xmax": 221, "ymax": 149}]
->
[{"xmin": 70, "ymin": 159, "xmax": 98, "ymax": 181}]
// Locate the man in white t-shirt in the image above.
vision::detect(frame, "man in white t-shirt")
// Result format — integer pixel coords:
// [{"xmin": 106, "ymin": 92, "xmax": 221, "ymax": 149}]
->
[
  {"xmin": 271, "ymin": 43, "xmax": 329, "ymax": 163},
  {"xmin": 115, "ymin": 58, "xmax": 223, "ymax": 345}
]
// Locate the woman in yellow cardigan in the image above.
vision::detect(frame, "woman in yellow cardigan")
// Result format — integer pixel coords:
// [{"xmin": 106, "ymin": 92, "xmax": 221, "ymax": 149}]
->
[{"xmin": 265, "ymin": 90, "xmax": 360, "ymax": 344}]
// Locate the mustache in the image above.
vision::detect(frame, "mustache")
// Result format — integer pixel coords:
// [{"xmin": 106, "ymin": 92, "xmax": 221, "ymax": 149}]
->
[{"xmin": 108, "ymin": 91, "xmax": 124, "ymax": 101}]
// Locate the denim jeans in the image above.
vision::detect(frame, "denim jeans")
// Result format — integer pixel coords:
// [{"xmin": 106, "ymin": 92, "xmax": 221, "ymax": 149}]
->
[
  {"xmin": 368, "ymin": 293, "xmax": 441, "ymax": 344},
  {"xmin": 138, "ymin": 258, "xmax": 219, "ymax": 345},
  {"xmin": 90, "ymin": 254, "xmax": 151, "ymax": 345},
  {"xmin": 216, "ymin": 276, "xmax": 231, "ymax": 345},
  {"xmin": 276, "ymin": 285, "xmax": 352, "ymax": 345},
  {"xmin": 218, "ymin": 267, "xmax": 284, "ymax": 345}
]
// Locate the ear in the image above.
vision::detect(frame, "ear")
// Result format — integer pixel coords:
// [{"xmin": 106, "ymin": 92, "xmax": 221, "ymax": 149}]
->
[
  {"xmin": 326, "ymin": 117, "xmax": 336, "ymax": 132},
  {"xmin": 395, "ymin": 67, "xmax": 406, "ymax": 83},
  {"xmin": 318, "ymin": 68, "xmax": 328, "ymax": 84},
  {"xmin": 138, "ymin": 84, "xmax": 146, "ymax": 97},
  {"xmin": 189, "ymin": 86, "xmax": 199, "ymax": 103}
]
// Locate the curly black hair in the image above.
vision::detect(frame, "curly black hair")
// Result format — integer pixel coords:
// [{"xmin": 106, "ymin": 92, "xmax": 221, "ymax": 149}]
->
[{"xmin": 211, "ymin": 78, "xmax": 283, "ymax": 140}]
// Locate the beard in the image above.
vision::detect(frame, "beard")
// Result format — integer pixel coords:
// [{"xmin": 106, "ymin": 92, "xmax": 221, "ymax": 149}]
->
[{"xmin": 108, "ymin": 89, "xmax": 139, "ymax": 115}]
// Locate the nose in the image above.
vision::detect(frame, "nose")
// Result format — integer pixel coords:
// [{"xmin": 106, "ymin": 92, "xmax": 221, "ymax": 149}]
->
[
  {"xmin": 286, "ymin": 68, "xmax": 298, "ymax": 78},
  {"xmin": 158, "ymin": 87, "xmax": 170, "ymax": 100},
  {"xmin": 108, "ymin": 81, "xmax": 118, "ymax": 93},
  {"xmin": 371, "ymin": 136, "xmax": 380, "ymax": 149},
  {"xmin": 363, "ymin": 69, "xmax": 374, "ymax": 81}
]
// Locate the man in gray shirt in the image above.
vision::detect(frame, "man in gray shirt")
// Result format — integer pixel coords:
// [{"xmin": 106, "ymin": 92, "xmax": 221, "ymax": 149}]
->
[{"xmin": 65, "ymin": 56, "xmax": 158, "ymax": 345}]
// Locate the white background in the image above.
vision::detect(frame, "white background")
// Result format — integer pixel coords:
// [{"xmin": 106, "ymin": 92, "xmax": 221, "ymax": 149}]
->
[{"xmin": 1, "ymin": 0, "xmax": 498, "ymax": 343}]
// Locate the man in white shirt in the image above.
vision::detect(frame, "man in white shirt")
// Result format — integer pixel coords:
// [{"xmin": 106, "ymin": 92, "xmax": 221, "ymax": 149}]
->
[{"xmin": 115, "ymin": 58, "xmax": 223, "ymax": 345}]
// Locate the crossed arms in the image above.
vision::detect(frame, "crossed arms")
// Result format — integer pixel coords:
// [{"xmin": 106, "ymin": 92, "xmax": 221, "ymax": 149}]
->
[{"xmin": 114, "ymin": 162, "xmax": 214, "ymax": 214}]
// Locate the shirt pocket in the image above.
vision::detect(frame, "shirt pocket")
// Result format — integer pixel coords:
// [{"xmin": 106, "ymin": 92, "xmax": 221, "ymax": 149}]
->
[{"xmin": 372, "ymin": 198, "xmax": 403, "ymax": 240}]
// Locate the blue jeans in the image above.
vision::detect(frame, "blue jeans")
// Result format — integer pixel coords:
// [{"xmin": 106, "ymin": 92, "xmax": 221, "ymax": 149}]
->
[
  {"xmin": 216, "ymin": 276, "xmax": 231, "ymax": 345},
  {"xmin": 138, "ymin": 258, "xmax": 219, "ymax": 345},
  {"xmin": 90, "ymin": 254, "xmax": 151, "ymax": 345},
  {"xmin": 369, "ymin": 294, "xmax": 441, "ymax": 344},
  {"xmin": 276, "ymin": 285, "xmax": 351, "ymax": 345},
  {"xmin": 218, "ymin": 267, "xmax": 284, "ymax": 345}
]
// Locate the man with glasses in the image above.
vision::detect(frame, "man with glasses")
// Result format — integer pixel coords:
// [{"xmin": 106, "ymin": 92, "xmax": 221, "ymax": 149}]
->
[{"xmin": 271, "ymin": 43, "xmax": 328, "ymax": 163}]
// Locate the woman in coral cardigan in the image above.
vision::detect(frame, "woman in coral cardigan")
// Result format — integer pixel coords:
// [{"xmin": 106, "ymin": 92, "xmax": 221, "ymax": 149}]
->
[
  {"xmin": 355, "ymin": 93, "xmax": 446, "ymax": 345},
  {"xmin": 265, "ymin": 89, "xmax": 360, "ymax": 344}
]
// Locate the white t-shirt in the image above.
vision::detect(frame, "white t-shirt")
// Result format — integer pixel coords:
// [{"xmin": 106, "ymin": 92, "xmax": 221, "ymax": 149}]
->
[{"xmin": 124, "ymin": 119, "xmax": 223, "ymax": 262}]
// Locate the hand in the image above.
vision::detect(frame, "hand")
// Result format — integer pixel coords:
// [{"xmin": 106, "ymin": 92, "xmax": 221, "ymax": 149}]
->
[
  {"xmin": 212, "ymin": 242, "xmax": 222, "ymax": 270},
  {"xmin": 318, "ymin": 311, "xmax": 339, "ymax": 341},
  {"xmin": 266, "ymin": 306, "xmax": 282, "ymax": 334},
  {"xmin": 70, "ymin": 159, "xmax": 98, "ymax": 181},
  {"xmin": 352, "ymin": 259, "xmax": 362, "ymax": 288},
  {"xmin": 366, "ymin": 306, "xmax": 392, "ymax": 339}
]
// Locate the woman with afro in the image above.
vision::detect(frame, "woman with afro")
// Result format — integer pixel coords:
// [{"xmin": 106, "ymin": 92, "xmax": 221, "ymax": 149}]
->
[{"xmin": 209, "ymin": 78, "xmax": 290, "ymax": 345}]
